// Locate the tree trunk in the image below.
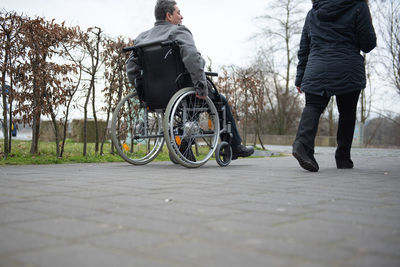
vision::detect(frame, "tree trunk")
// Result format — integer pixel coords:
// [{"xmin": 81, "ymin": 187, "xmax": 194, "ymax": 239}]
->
[
  {"xmin": 83, "ymin": 87, "xmax": 91, "ymax": 156},
  {"xmin": 243, "ymin": 85, "xmax": 249, "ymax": 145},
  {"xmin": 47, "ymin": 98, "xmax": 61, "ymax": 158},
  {"xmin": 60, "ymin": 117, "xmax": 68, "ymax": 158},
  {"xmin": 111, "ymin": 91, "xmax": 123, "ymax": 155},
  {"xmin": 257, "ymin": 132, "xmax": 266, "ymax": 150},
  {"xmin": 8, "ymin": 96, "xmax": 12, "ymax": 153},
  {"xmin": 49, "ymin": 108, "xmax": 60, "ymax": 157},
  {"xmin": 1, "ymin": 71, "xmax": 9, "ymax": 158},
  {"xmin": 30, "ymin": 75, "xmax": 41, "ymax": 155},
  {"xmin": 30, "ymin": 111, "xmax": 41, "ymax": 155},
  {"xmin": 8, "ymin": 79, "xmax": 14, "ymax": 153},
  {"xmin": 61, "ymin": 68, "xmax": 81, "ymax": 158},
  {"xmin": 100, "ymin": 97, "xmax": 112, "ymax": 156},
  {"xmin": 60, "ymin": 99, "xmax": 72, "ymax": 158},
  {"xmin": 255, "ymin": 114, "xmax": 266, "ymax": 150},
  {"xmin": 91, "ymin": 80, "xmax": 99, "ymax": 155}
]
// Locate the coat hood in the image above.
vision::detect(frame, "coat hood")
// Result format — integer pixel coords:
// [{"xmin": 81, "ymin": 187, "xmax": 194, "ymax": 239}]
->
[{"xmin": 313, "ymin": 0, "xmax": 363, "ymax": 21}]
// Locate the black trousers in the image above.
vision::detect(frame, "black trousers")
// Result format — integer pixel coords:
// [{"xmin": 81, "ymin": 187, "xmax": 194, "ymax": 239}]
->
[
  {"xmin": 295, "ymin": 90, "xmax": 361, "ymax": 159},
  {"xmin": 207, "ymin": 83, "xmax": 242, "ymax": 147},
  {"xmin": 218, "ymin": 94, "xmax": 242, "ymax": 146}
]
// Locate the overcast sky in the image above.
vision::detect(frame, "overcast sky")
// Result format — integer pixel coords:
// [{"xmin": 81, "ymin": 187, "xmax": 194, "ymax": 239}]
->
[{"xmin": 1, "ymin": 0, "xmax": 303, "ymax": 67}]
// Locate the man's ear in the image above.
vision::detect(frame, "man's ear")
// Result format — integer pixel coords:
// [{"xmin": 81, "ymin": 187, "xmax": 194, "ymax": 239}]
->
[{"xmin": 165, "ymin": 12, "xmax": 172, "ymax": 22}]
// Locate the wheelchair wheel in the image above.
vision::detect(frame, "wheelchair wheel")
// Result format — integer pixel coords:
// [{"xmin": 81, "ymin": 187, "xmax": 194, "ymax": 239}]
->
[
  {"xmin": 169, "ymin": 151, "xmax": 179, "ymax": 164},
  {"xmin": 111, "ymin": 91, "xmax": 164, "ymax": 165},
  {"xmin": 164, "ymin": 87, "xmax": 219, "ymax": 168},
  {"xmin": 215, "ymin": 141, "xmax": 232, "ymax": 167}
]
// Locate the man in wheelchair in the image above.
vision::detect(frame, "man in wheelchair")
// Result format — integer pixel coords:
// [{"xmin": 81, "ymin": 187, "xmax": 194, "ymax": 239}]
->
[{"xmin": 126, "ymin": 0, "xmax": 254, "ymax": 161}]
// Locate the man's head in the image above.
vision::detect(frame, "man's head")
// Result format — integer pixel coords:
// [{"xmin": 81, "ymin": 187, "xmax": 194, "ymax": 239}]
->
[{"xmin": 154, "ymin": 0, "xmax": 183, "ymax": 25}]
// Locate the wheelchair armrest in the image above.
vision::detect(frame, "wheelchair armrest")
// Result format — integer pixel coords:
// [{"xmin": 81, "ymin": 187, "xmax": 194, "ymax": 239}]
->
[{"xmin": 205, "ymin": 72, "xmax": 218, "ymax": 77}]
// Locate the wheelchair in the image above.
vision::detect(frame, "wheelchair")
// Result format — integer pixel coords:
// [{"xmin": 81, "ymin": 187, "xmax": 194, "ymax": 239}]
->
[{"xmin": 111, "ymin": 40, "xmax": 233, "ymax": 168}]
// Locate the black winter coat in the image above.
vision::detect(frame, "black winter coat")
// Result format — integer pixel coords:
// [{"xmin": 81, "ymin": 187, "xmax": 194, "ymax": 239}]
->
[{"xmin": 295, "ymin": 0, "xmax": 376, "ymax": 96}]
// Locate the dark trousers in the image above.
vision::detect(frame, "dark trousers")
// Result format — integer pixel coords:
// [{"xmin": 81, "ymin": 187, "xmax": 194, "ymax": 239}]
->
[
  {"xmin": 295, "ymin": 90, "xmax": 361, "ymax": 159},
  {"xmin": 219, "ymin": 94, "xmax": 242, "ymax": 146},
  {"xmin": 207, "ymin": 80, "xmax": 242, "ymax": 147}
]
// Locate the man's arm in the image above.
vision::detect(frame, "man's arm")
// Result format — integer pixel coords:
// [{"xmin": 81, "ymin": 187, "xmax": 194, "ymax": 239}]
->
[
  {"xmin": 174, "ymin": 25, "xmax": 208, "ymax": 97},
  {"xmin": 126, "ymin": 50, "xmax": 141, "ymax": 87}
]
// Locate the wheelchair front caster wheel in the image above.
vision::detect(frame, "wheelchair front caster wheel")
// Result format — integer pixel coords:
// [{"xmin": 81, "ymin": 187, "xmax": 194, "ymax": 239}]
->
[{"xmin": 216, "ymin": 141, "xmax": 232, "ymax": 167}]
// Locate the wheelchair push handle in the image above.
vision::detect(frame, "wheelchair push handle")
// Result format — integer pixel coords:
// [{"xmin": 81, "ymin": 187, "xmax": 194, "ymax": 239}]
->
[
  {"xmin": 123, "ymin": 40, "xmax": 177, "ymax": 53},
  {"xmin": 122, "ymin": 46, "xmax": 136, "ymax": 53},
  {"xmin": 160, "ymin": 40, "xmax": 178, "ymax": 47},
  {"xmin": 205, "ymin": 72, "xmax": 218, "ymax": 77}
]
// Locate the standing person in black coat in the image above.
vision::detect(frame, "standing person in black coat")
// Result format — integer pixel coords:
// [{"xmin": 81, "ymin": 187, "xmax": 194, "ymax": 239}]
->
[{"xmin": 292, "ymin": 0, "xmax": 376, "ymax": 172}]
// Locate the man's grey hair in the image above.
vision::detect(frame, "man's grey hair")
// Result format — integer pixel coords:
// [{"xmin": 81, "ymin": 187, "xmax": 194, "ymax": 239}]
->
[{"xmin": 154, "ymin": 0, "xmax": 177, "ymax": 21}]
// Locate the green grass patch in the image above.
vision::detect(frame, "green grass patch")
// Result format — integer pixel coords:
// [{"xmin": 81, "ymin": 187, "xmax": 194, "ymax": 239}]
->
[
  {"xmin": 0, "ymin": 139, "xmax": 276, "ymax": 165},
  {"xmin": 0, "ymin": 140, "xmax": 123, "ymax": 165}
]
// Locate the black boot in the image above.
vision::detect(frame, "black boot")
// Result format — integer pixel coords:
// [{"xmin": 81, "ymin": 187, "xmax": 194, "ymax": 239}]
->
[
  {"xmin": 292, "ymin": 141, "xmax": 319, "ymax": 172},
  {"xmin": 335, "ymin": 149, "xmax": 353, "ymax": 169},
  {"xmin": 335, "ymin": 158, "xmax": 353, "ymax": 169}
]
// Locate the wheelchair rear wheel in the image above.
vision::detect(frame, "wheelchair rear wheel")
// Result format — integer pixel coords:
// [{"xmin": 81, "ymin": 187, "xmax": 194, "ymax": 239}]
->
[
  {"xmin": 164, "ymin": 87, "xmax": 219, "ymax": 168},
  {"xmin": 111, "ymin": 91, "xmax": 164, "ymax": 165}
]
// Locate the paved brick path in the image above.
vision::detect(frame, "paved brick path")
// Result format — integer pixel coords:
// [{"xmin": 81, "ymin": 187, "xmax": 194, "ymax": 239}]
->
[{"xmin": 1, "ymin": 147, "xmax": 399, "ymax": 267}]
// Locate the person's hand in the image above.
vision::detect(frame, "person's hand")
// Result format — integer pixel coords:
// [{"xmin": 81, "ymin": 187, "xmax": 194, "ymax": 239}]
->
[
  {"xmin": 296, "ymin": 86, "xmax": 303, "ymax": 94},
  {"xmin": 196, "ymin": 93, "xmax": 207, "ymax": 100}
]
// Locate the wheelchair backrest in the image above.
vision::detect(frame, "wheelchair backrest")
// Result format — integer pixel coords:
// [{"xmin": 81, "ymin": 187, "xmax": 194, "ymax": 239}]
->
[{"xmin": 137, "ymin": 41, "xmax": 192, "ymax": 110}]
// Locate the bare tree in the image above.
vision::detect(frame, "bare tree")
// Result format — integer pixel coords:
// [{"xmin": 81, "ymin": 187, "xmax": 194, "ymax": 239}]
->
[
  {"xmin": 376, "ymin": 0, "xmax": 400, "ymax": 95},
  {"xmin": 256, "ymin": 49, "xmax": 302, "ymax": 135},
  {"xmin": 217, "ymin": 66, "xmax": 242, "ymax": 122},
  {"xmin": 0, "ymin": 10, "xmax": 23, "ymax": 158},
  {"xmin": 78, "ymin": 27, "xmax": 104, "ymax": 156},
  {"xmin": 365, "ymin": 115, "xmax": 400, "ymax": 146},
  {"xmin": 248, "ymin": 67, "xmax": 267, "ymax": 149},
  {"xmin": 256, "ymin": 0, "xmax": 303, "ymax": 93},
  {"xmin": 216, "ymin": 65, "xmax": 252, "ymax": 142},
  {"xmin": 254, "ymin": 0, "xmax": 304, "ymax": 135},
  {"xmin": 233, "ymin": 67, "xmax": 253, "ymax": 145},
  {"xmin": 101, "ymin": 36, "xmax": 131, "ymax": 155},
  {"xmin": 384, "ymin": 0, "xmax": 400, "ymax": 94},
  {"xmin": 60, "ymin": 67, "xmax": 81, "ymax": 158},
  {"xmin": 61, "ymin": 26, "xmax": 88, "ymax": 156}
]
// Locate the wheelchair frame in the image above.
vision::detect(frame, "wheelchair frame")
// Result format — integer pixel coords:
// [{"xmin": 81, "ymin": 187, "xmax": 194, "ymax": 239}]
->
[{"xmin": 111, "ymin": 41, "xmax": 233, "ymax": 168}]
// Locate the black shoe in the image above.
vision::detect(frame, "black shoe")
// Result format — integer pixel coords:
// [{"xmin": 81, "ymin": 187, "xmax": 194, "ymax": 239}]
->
[
  {"xmin": 179, "ymin": 139, "xmax": 196, "ymax": 162},
  {"xmin": 336, "ymin": 158, "xmax": 353, "ymax": 169},
  {"xmin": 232, "ymin": 145, "xmax": 254, "ymax": 160},
  {"xmin": 292, "ymin": 141, "xmax": 319, "ymax": 172}
]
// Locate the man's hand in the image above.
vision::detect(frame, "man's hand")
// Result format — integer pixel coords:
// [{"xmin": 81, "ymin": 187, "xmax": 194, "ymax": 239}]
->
[
  {"xmin": 296, "ymin": 86, "xmax": 303, "ymax": 94},
  {"xmin": 196, "ymin": 93, "xmax": 207, "ymax": 100}
]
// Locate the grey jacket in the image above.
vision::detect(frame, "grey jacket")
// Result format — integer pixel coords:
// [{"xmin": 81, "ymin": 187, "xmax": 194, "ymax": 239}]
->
[{"xmin": 126, "ymin": 21, "xmax": 208, "ymax": 97}]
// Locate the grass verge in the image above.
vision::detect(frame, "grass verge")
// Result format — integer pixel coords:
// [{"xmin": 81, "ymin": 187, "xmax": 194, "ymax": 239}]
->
[{"xmin": 0, "ymin": 139, "xmax": 276, "ymax": 165}]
